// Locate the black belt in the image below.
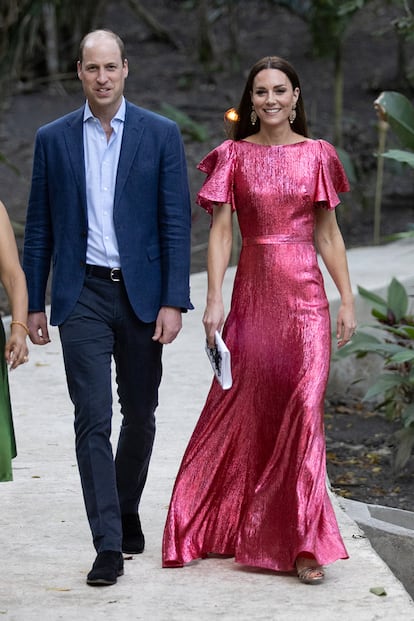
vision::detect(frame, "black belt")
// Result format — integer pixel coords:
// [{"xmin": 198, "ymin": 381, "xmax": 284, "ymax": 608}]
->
[{"xmin": 86, "ymin": 264, "xmax": 123, "ymax": 282}]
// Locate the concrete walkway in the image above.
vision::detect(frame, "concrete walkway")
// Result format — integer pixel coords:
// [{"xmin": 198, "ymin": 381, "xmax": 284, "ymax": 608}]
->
[{"xmin": 1, "ymin": 240, "xmax": 414, "ymax": 620}]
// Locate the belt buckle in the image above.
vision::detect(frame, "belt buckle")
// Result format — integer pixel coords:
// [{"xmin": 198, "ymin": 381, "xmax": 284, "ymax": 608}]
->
[{"xmin": 110, "ymin": 268, "xmax": 121, "ymax": 282}]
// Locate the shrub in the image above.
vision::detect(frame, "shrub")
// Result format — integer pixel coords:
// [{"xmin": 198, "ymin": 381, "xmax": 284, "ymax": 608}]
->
[{"xmin": 335, "ymin": 277, "xmax": 414, "ymax": 471}]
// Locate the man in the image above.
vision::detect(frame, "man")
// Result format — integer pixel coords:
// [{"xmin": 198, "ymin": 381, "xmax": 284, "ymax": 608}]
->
[{"xmin": 23, "ymin": 29, "xmax": 192, "ymax": 586}]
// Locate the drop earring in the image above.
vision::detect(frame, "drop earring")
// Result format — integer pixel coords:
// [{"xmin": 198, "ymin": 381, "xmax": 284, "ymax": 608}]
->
[
  {"xmin": 250, "ymin": 107, "xmax": 257, "ymax": 126},
  {"xmin": 289, "ymin": 105, "xmax": 297, "ymax": 124}
]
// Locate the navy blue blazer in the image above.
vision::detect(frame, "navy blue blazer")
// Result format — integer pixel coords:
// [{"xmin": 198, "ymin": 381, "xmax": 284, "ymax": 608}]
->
[{"xmin": 23, "ymin": 100, "xmax": 193, "ymax": 325}]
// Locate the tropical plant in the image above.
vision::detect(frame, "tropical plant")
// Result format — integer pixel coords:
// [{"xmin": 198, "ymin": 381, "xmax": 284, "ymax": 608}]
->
[
  {"xmin": 373, "ymin": 90, "xmax": 414, "ymax": 243},
  {"xmin": 374, "ymin": 90, "xmax": 414, "ymax": 167},
  {"xmin": 334, "ymin": 277, "xmax": 414, "ymax": 471}
]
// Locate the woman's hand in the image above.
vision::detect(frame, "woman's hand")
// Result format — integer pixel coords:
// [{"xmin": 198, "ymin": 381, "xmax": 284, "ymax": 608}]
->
[
  {"xmin": 203, "ymin": 299, "xmax": 225, "ymax": 347},
  {"xmin": 336, "ymin": 300, "xmax": 357, "ymax": 348},
  {"xmin": 5, "ymin": 332, "xmax": 29, "ymax": 369}
]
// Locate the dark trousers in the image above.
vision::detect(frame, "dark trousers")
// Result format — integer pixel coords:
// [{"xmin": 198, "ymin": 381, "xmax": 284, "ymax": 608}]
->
[{"xmin": 59, "ymin": 274, "xmax": 162, "ymax": 552}]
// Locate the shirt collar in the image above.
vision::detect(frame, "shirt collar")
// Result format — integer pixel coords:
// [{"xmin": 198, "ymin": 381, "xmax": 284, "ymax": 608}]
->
[{"xmin": 83, "ymin": 97, "xmax": 126, "ymax": 125}]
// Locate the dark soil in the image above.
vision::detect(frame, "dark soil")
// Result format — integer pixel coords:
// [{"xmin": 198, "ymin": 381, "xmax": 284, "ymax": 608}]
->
[
  {"xmin": 0, "ymin": 0, "xmax": 413, "ymax": 510},
  {"xmin": 325, "ymin": 399, "xmax": 414, "ymax": 512}
]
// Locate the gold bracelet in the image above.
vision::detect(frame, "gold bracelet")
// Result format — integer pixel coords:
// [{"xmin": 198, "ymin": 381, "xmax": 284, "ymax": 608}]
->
[{"xmin": 10, "ymin": 320, "xmax": 30, "ymax": 335}]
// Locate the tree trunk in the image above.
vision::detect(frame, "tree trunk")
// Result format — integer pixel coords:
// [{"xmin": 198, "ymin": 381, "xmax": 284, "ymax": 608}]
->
[
  {"xmin": 197, "ymin": 0, "xmax": 215, "ymax": 66},
  {"xmin": 42, "ymin": 3, "xmax": 59, "ymax": 78}
]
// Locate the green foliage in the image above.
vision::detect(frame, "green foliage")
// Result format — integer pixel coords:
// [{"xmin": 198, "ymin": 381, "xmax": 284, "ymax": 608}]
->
[
  {"xmin": 375, "ymin": 91, "xmax": 414, "ymax": 151},
  {"xmin": 382, "ymin": 149, "xmax": 414, "ymax": 168},
  {"xmin": 335, "ymin": 278, "xmax": 414, "ymax": 471},
  {"xmin": 158, "ymin": 103, "xmax": 208, "ymax": 142},
  {"xmin": 386, "ymin": 223, "xmax": 414, "ymax": 242},
  {"xmin": 392, "ymin": 4, "xmax": 414, "ymax": 42},
  {"xmin": 373, "ymin": 91, "xmax": 414, "ymax": 242},
  {"xmin": 360, "ymin": 277, "xmax": 409, "ymax": 322},
  {"xmin": 308, "ymin": 1, "xmax": 357, "ymax": 57}
]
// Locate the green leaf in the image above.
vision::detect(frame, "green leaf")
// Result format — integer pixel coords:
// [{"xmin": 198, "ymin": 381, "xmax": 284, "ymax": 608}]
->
[
  {"xmin": 333, "ymin": 332, "xmax": 407, "ymax": 362},
  {"xmin": 363, "ymin": 374, "xmax": 408, "ymax": 401},
  {"xmin": 385, "ymin": 230, "xmax": 414, "ymax": 242},
  {"xmin": 387, "ymin": 278, "xmax": 408, "ymax": 321},
  {"xmin": 357, "ymin": 279, "xmax": 409, "ymax": 324},
  {"xmin": 394, "ymin": 427, "xmax": 414, "ymax": 471},
  {"xmin": 370, "ymin": 586, "xmax": 387, "ymax": 597},
  {"xmin": 333, "ymin": 331, "xmax": 381, "ymax": 358},
  {"xmin": 357, "ymin": 285, "xmax": 386, "ymax": 307},
  {"xmin": 401, "ymin": 326, "xmax": 414, "ymax": 338},
  {"xmin": 390, "ymin": 350, "xmax": 414, "ymax": 364},
  {"xmin": 371, "ymin": 308, "xmax": 388, "ymax": 322},
  {"xmin": 338, "ymin": 1, "xmax": 365, "ymax": 16},
  {"xmin": 357, "ymin": 285, "xmax": 388, "ymax": 318},
  {"xmin": 335, "ymin": 329, "xmax": 411, "ymax": 360},
  {"xmin": 374, "ymin": 91, "xmax": 414, "ymax": 150},
  {"xmin": 385, "ymin": 325, "xmax": 414, "ymax": 339},
  {"xmin": 158, "ymin": 103, "xmax": 208, "ymax": 142},
  {"xmin": 402, "ymin": 404, "xmax": 414, "ymax": 428},
  {"xmin": 382, "ymin": 149, "xmax": 414, "ymax": 168},
  {"xmin": 359, "ymin": 342, "xmax": 407, "ymax": 356}
]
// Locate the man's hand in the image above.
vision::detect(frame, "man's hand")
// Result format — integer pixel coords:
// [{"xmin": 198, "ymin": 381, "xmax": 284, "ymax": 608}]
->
[
  {"xmin": 27, "ymin": 311, "xmax": 51, "ymax": 345},
  {"xmin": 152, "ymin": 307, "xmax": 182, "ymax": 344}
]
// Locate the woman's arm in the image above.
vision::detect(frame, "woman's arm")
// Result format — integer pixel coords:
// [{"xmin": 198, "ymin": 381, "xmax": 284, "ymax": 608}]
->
[
  {"xmin": 202, "ymin": 203, "xmax": 233, "ymax": 347},
  {"xmin": 0, "ymin": 201, "xmax": 29, "ymax": 368},
  {"xmin": 314, "ymin": 207, "xmax": 356, "ymax": 348}
]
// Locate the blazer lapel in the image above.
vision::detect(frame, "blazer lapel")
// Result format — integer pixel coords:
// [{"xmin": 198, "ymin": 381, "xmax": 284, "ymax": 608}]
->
[
  {"xmin": 63, "ymin": 108, "xmax": 87, "ymax": 211},
  {"xmin": 114, "ymin": 103, "xmax": 145, "ymax": 207}
]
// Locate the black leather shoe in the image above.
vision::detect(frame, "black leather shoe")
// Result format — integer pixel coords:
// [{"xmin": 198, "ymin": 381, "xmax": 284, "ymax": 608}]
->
[
  {"xmin": 122, "ymin": 513, "xmax": 145, "ymax": 554},
  {"xmin": 86, "ymin": 551, "xmax": 124, "ymax": 586}
]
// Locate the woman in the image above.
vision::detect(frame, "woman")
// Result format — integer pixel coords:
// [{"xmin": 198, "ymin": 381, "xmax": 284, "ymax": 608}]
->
[
  {"xmin": 0, "ymin": 200, "xmax": 29, "ymax": 482},
  {"xmin": 162, "ymin": 57, "xmax": 356, "ymax": 584}
]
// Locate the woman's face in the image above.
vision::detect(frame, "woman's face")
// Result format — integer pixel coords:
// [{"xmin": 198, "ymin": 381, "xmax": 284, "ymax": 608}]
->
[{"xmin": 250, "ymin": 68, "xmax": 299, "ymax": 129}]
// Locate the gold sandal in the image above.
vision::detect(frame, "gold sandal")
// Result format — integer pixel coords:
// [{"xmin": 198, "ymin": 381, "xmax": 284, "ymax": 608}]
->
[{"xmin": 296, "ymin": 565, "xmax": 325, "ymax": 585}]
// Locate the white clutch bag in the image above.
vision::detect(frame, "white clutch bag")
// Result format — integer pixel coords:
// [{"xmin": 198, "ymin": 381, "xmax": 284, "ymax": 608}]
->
[{"xmin": 205, "ymin": 330, "xmax": 233, "ymax": 390}]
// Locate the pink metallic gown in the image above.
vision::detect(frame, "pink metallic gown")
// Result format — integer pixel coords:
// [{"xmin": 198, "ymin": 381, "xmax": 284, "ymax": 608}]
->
[{"xmin": 162, "ymin": 139, "xmax": 350, "ymax": 571}]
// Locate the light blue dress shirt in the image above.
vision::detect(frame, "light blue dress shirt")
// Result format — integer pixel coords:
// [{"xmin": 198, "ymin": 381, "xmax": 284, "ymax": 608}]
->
[{"xmin": 83, "ymin": 98, "xmax": 125, "ymax": 267}]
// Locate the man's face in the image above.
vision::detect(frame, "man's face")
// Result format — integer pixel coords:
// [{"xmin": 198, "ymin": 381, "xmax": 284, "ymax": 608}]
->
[{"xmin": 77, "ymin": 33, "xmax": 128, "ymax": 118}]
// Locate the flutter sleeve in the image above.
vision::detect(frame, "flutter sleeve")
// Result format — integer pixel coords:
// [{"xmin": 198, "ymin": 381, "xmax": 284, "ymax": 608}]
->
[
  {"xmin": 314, "ymin": 140, "xmax": 350, "ymax": 211},
  {"xmin": 196, "ymin": 140, "xmax": 236, "ymax": 214}
]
